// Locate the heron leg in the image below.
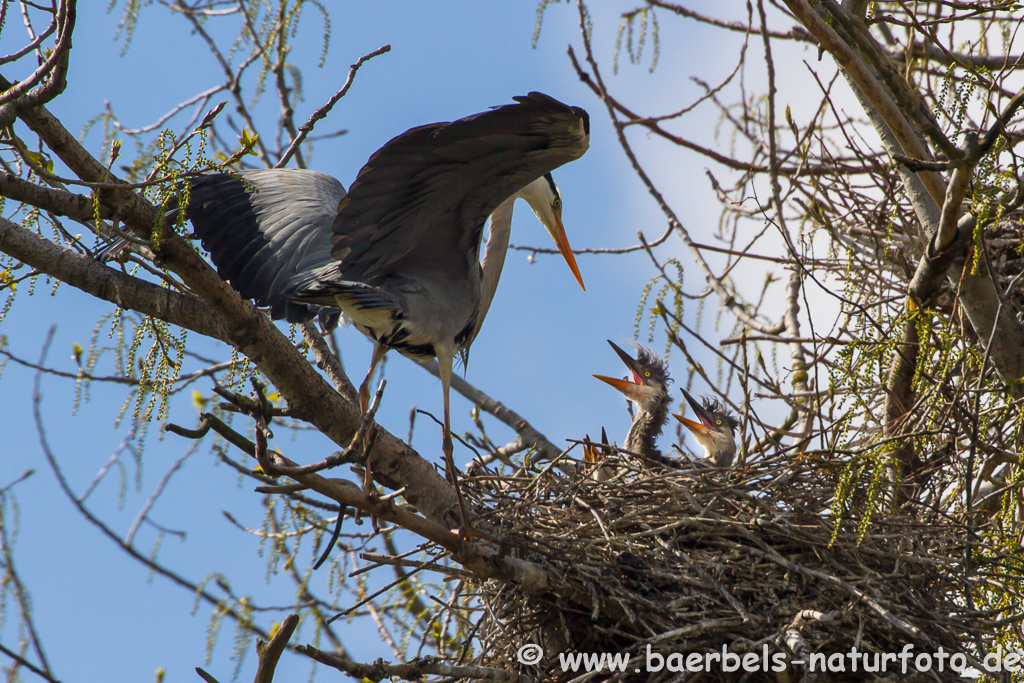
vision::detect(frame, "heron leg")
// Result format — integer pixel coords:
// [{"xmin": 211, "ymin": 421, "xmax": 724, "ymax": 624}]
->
[
  {"xmin": 438, "ymin": 354, "xmax": 468, "ymax": 516},
  {"xmin": 357, "ymin": 342, "xmax": 388, "ymax": 501},
  {"xmin": 359, "ymin": 342, "xmax": 388, "ymax": 414},
  {"xmin": 437, "ymin": 351, "xmax": 493, "ymax": 549}
]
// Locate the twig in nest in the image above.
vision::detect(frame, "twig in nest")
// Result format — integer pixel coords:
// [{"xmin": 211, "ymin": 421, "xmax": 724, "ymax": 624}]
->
[{"xmin": 358, "ymin": 552, "xmax": 474, "ymax": 580}]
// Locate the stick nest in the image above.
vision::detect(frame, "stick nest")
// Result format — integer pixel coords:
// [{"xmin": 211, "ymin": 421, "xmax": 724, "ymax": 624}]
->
[{"xmin": 461, "ymin": 454, "xmax": 986, "ymax": 682}]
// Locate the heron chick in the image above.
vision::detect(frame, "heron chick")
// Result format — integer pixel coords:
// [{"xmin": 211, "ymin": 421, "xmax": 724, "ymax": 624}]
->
[
  {"xmin": 582, "ymin": 427, "xmax": 615, "ymax": 482},
  {"xmin": 593, "ymin": 340, "xmax": 673, "ymax": 467},
  {"xmin": 673, "ymin": 390, "xmax": 739, "ymax": 467}
]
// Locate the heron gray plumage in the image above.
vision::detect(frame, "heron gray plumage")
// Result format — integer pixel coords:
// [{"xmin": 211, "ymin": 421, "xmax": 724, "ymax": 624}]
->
[
  {"xmin": 148, "ymin": 92, "xmax": 590, "ymax": 537},
  {"xmin": 593, "ymin": 340, "xmax": 674, "ymax": 468},
  {"xmin": 673, "ymin": 390, "xmax": 739, "ymax": 467}
]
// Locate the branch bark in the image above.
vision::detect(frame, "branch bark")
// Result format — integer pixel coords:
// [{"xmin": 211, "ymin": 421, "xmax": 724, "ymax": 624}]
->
[
  {"xmin": 0, "ymin": 216, "xmax": 228, "ymax": 340},
  {"xmin": 254, "ymin": 614, "xmax": 298, "ymax": 683},
  {"xmin": 296, "ymin": 646, "xmax": 531, "ymax": 683}
]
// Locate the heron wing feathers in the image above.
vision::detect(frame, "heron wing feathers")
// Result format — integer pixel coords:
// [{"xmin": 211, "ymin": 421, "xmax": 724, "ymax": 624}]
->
[
  {"xmin": 329, "ymin": 92, "xmax": 588, "ymax": 284},
  {"xmin": 182, "ymin": 93, "xmax": 587, "ymax": 343},
  {"xmin": 188, "ymin": 169, "xmax": 346, "ymax": 323}
]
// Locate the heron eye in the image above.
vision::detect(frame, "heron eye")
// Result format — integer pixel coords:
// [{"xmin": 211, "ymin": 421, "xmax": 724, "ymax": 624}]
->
[
  {"xmin": 644, "ymin": 371, "xmax": 651, "ymax": 377},
  {"xmin": 716, "ymin": 419, "xmax": 722, "ymax": 425},
  {"xmin": 552, "ymin": 198, "xmax": 562, "ymax": 211}
]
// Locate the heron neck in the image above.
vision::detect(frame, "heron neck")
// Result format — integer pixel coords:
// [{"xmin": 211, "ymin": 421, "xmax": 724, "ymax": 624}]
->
[
  {"xmin": 475, "ymin": 195, "xmax": 515, "ymax": 337},
  {"xmin": 707, "ymin": 439, "xmax": 737, "ymax": 467},
  {"xmin": 625, "ymin": 394, "xmax": 669, "ymax": 463}
]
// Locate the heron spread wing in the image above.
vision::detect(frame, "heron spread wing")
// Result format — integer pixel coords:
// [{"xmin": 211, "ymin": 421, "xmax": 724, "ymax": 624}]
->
[
  {"xmin": 188, "ymin": 169, "xmax": 346, "ymax": 323},
  {"xmin": 182, "ymin": 93, "xmax": 587, "ymax": 336},
  {"xmin": 327, "ymin": 92, "xmax": 590, "ymax": 284}
]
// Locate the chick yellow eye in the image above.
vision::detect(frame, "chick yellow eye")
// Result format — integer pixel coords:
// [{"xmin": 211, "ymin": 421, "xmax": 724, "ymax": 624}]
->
[
  {"xmin": 716, "ymin": 419, "xmax": 722, "ymax": 425},
  {"xmin": 645, "ymin": 371, "xmax": 651, "ymax": 377}
]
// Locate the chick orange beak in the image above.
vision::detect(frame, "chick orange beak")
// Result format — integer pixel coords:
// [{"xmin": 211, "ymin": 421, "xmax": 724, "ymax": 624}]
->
[
  {"xmin": 593, "ymin": 341, "xmax": 648, "ymax": 400},
  {"xmin": 673, "ymin": 413, "xmax": 704, "ymax": 431},
  {"xmin": 673, "ymin": 387, "xmax": 711, "ymax": 433},
  {"xmin": 593, "ymin": 373, "xmax": 652, "ymax": 405},
  {"xmin": 593, "ymin": 374, "xmax": 638, "ymax": 394},
  {"xmin": 582, "ymin": 434, "xmax": 596, "ymax": 463}
]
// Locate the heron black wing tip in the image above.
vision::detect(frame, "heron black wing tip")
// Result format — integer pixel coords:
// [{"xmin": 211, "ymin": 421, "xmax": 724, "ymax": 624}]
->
[{"xmin": 515, "ymin": 93, "xmax": 589, "ymax": 134}]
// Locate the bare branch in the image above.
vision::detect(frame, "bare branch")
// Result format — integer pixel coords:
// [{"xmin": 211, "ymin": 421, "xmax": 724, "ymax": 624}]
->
[
  {"xmin": 254, "ymin": 614, "xmax": 298, "ymax": 683},
  {"xmin": 276, "ymin": 44, "xmax": 391, "ymax": 168}
]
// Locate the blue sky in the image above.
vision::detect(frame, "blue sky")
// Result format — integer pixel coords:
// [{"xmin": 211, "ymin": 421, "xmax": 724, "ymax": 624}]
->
[{"xmin": 0, "ymin": 3, "xmax": 805, "ymax": 680}]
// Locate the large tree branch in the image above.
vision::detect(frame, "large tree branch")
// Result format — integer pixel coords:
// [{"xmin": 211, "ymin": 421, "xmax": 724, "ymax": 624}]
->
[
  {"xmin": 886, "ymin": 42, "xmax": 1024, "ymax": 72},
  {"xmin": 0, "ymin": 216, "xmax": 227, "ymax": 340},
  {"xmin": 883, "ymin": 213, "xmax": 979, "ymax": 483},
  {"xmin": 0, "ymin": 1, "xmax": 75, "ymax": 128},
  {"xmin": 782, "ymin": 0, "xmax": 948, "ymax": 207},
  {"xmin": 297, "ymin": 646, "xmax": 530, "ymax": 683},
  {"xmin": 948, "ymin": 212, "xmax": 1024, "ymax": 395},
  {"xmin": 0, "ymin": 172, "xmax": 108, "ymax": 222}
]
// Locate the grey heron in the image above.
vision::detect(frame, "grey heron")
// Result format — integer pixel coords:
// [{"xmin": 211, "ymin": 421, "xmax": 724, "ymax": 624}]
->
[
  {"xmin": 592, "ymin": 340, "xmax": 673, "ymax": 468},
  {"xmin": 162, "ymin": 92, "xmax": 589, "ymax": 538},
  {"xmin": 674, "ymin": 390, "xmax": 739, "ymax": 467}
]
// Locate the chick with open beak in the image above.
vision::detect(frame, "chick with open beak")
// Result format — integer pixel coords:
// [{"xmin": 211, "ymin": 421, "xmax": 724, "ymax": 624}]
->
[
  {"xmin": 673, "ymin": 389, "xmax": 739, "ymax": 467},
  {"xmin": 582, "ymin": 427, "xmax": 615, "ymax": 481},
  {"xmin": 593, "ymin": 340, "xmax": 672, "ymax": 466}
]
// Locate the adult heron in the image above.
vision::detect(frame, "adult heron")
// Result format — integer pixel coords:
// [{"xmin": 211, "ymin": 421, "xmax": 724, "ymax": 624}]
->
[{"xmin": 157, "ymin": 92, "xmax": 590, "ymax": 535}]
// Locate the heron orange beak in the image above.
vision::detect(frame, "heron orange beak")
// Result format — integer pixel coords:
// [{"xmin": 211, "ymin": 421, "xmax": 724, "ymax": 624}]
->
[
  {"xmin": 593, "ymin": 374, "xmax": 639, "ymax": 394},
  {"xmin": 582, "ymin": 434, "xmax": 594, "ymax": 463},
  {"xmin": 522, "ymin": 173, "xmax": 584, "ymax": 290},
  {"xmin": 582, "ymin": 428, "xmax": 610, "ymax": 463},
  {"xmin": 593, "ymin": 340, "xmax": 649, "ymax": 402},
  {"xmin": 673, "ymin": 387, "xmax": 711, "ymax": 433},
  {"xmin": 550, "ymin": 215, "xmax": 585, "ymax": 291}
]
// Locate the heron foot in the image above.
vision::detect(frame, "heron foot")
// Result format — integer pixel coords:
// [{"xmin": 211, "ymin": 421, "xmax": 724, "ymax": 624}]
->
[
  {"xmin": 358, "ymin": 382, "xmax": 370, "ymax": 415},
  {"xmin": 359, "ymin": 459, "xmax": 381, "ymax": 535},
  {"xmin": 457, "ymin": 519, "xmax": 499, "ymax": 550},
  {"xmin": 441, "ymin": 431, "xmax": 498, "ymax": 554}
]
